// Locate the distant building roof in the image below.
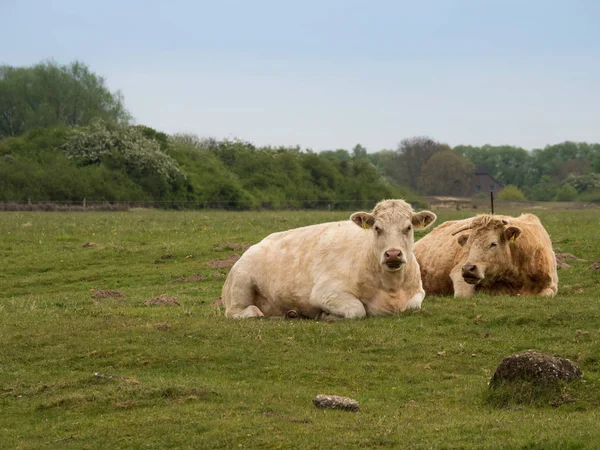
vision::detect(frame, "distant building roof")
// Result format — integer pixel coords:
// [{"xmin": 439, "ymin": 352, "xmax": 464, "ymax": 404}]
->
[{"xmin": 474, "ymin": 164, "xmax": 489, "ymax": 175}]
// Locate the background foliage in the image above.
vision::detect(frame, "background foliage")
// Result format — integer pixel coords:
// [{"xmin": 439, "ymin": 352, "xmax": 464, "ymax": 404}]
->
[{"xmin": 1, "ymin": 60, "xmax": 600, "ymax": 206}]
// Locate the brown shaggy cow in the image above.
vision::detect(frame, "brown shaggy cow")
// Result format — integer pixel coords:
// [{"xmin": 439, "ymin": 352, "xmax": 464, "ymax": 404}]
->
[{"xmin": 414, "ymin": 214, "xmax": 558, "ymax": 297}]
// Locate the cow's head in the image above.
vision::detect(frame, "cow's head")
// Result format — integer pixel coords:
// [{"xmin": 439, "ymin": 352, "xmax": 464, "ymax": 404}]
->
[
  {"xmin": 454, "ymin": 215, "xmax": 521, "ymax": 285},
  {"xmin": 351, "ymin": 199, "xmax": 436, "ymax": 272}
]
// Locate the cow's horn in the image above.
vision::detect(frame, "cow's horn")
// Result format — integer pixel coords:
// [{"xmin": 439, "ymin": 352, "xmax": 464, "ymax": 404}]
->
[
  {"xmin": 451, "ymin": 225, "xmax": 473, "ymax": 236},
  {"xmin": 501, "ymin": 219, "xmax": 509, "ymax": 225}
]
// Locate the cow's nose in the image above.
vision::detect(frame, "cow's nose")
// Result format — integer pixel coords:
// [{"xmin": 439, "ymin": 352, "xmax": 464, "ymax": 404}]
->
[
  {"xmin": 462, "ymin": 264, "xmax": 477, "ymax": 275},
  {"xmin": 384, "ymin": 249, "xmax": 403, "ymax": 262}
]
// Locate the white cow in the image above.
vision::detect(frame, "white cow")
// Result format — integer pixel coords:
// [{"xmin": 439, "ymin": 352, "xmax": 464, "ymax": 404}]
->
[{"xmin": 222, "ymin": 199, "xmax": 437, "ymax": 320}]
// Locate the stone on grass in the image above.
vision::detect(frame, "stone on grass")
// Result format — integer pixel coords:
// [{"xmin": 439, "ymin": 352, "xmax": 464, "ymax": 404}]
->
[
  {"xmin": 312, "ymin": 394, "xmax": 360, "ymax": 412},
  {"xmin": 490, "ymin": 350, "xmax": 582, "ymax": 388}
]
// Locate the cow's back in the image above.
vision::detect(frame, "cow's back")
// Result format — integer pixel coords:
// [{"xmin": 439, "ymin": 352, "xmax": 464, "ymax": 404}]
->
[
  {"xmin": 227, "ymin": 220, "xmax": 370, "ymax": 317},
  {"xmin": 414, "ymin": 219, "xmax": 469, "ymax": 294}
]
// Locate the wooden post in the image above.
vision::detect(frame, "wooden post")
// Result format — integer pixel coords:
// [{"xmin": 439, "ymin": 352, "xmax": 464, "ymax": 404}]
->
[
  {"xmin": 490, "ymin": 191, "xmax": 494, "ymax": 215},
  {"xmin": 83, "ymin": 198, "xmax": 86, "ymax": 208}
]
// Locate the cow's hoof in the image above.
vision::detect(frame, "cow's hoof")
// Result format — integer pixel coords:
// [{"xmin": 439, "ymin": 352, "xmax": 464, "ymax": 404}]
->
[
  {"xmin": 231, "ymin": 305, "xmax": 264, "ymax": 318},
  {"xmin": 285, "ymin": 309, "xmax": 299, "ymax": 319}
]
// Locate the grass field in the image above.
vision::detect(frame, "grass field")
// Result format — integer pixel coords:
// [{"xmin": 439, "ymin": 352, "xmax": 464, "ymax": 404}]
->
[{"xmin": 1, "ymin": 206, "xmax": 600, "ymax": 449}]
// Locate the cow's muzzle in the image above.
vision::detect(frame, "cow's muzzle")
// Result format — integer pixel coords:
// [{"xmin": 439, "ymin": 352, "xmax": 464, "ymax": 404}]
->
[
  {"xmin": 384, "ymin": 249, "xmax": 406, "ymax": 271},
  {"xmin": 462, "ymin": 264, "xmax": 483, "ymax": 284}
]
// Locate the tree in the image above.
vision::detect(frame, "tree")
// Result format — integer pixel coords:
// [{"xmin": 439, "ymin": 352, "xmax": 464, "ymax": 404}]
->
[
  {"xmin": 454, "ymin": 144, "xmax": 533, "ymax": 187},
  {"xmin": 419, "ymin": 150, "xmax": 474, "ymax": 196},
  {"xmin": 0, "ymin": 60, "xmax": 130, "ymax": 139},
  {"xmin": 394, "ymin": 137, "xmax": 450, "ymax": 190}
]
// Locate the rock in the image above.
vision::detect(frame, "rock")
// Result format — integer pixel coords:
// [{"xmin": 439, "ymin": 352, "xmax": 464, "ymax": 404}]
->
[
  {"xmin": 312, "ymin": 394, "xmax": 360, "ymax": 412},
  {"xmin": 490, "ymin": 350, "xmax": 582, "ymax": 387}
]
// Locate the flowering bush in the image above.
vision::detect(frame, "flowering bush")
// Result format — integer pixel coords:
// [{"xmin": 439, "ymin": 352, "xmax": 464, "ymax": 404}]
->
[{"xmin": 62, "ymin": 120, "xmax": 183, "ymax": 183}]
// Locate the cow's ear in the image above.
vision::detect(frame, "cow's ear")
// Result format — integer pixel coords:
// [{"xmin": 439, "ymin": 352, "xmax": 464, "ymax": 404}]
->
[
  {"xmin": 412, "ymin": 211, "xmax": 437, "ymax": 229},
  {"xmin": 457, "ymin": 234, "xmax": 469, "ymax": 246},
  {"xmin": 504, "ymin": 226, "xmax": 522, "ymax": 243},
  {"xmin": 350, "ymin": 212, "xmax": 375, "ymax": 229}
]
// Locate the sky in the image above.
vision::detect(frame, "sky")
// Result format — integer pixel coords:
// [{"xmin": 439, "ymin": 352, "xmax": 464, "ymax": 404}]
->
[{"xmin": 2, "ymin": 0, "xmax": 600, "ymax": 152}]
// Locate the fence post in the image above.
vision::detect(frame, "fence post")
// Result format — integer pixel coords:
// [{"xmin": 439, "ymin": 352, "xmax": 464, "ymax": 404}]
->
[{"xmin": 490, "ymin": 191, "xmax": 494, "ymax": 214}]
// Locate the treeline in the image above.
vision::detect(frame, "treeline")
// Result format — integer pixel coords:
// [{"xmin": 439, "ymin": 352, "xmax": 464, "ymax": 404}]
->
[
  {"xmin": 1, "ymin": 60, "xmax": 600, "ymax": 208},
  {"xmin": 0, "ymin": 121, "xmax": 413, "ymax": 209},
  {"xmin": 368, "ymin": 138, "xmax": 600, "ymax": 202}
]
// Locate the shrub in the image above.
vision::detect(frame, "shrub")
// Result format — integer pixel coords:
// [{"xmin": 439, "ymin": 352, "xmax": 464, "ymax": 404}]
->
[
  {"xmin": 498, "ymin": 185, "xmax": 527, "ymax": 201},
  {"xmin": 553, "ymin": 184, "xmax": 578, "ymax": 202}
]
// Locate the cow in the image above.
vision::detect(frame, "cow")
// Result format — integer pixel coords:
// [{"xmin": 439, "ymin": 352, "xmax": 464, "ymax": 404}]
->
[
  {"xmin": 413, "ymin": 214, "xmax": 558, "ymax": 297},
  {"xmin": 222, "ymin": 199, "xmax": 437, "ymax": 319}
]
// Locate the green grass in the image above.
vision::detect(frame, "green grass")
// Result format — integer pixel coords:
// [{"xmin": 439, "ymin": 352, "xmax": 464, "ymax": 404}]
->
[{"xmin": 1, "ymin": 207, "xmax": 600, "ymax": 449}]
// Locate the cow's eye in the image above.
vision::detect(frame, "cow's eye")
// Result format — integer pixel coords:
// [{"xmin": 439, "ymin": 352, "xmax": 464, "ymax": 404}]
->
[
  {"xmin": 374, "ymin": 225, "xmax": 383, "ymax": 235},
  {"xmin": 405, "ymin": 225, "xmax": 412, "ymax": 233},
  {"xmin": 490, "ymin": 242, "xmax": 498, "ymax": 248}
]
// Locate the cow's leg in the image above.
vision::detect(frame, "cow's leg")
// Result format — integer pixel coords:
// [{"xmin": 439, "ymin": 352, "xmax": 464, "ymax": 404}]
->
[
  {"xmin": 222, "ymin": 270, "xmax": 264, "ymax": 319},
  {"xmin": 311, "ymin": 288, "xmax": 366, "ymax": 320},
  {"xmin": 539, "ymin": 287, "xmax": 556, "ymax": 297},
  {"xmin": 450, "ymin": 267, "xmax": 476, "ymax": 298}
]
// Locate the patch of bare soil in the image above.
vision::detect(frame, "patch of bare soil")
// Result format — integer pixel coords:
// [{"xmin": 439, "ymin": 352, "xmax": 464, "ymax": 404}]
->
[
  {"xmin": 143, "ymin": 294, "xmax": 180, "ymax": 307},
  {"xmin": 490, "ymin": 350, "xmax": 582, "ymax": 387},
  {"xmin": 213, "ymin": 242, "xmax": 252, "ymax": 252},
  {"xmin": 92, "ymin": 290, "xmax": 124, "ymax": 299},
  {"xmin": 82, "ymin": 242, "xmax": 98, "ymax": 248},
  {"xmin": 93, "ymin": 372, "xmax": 140, "ymax": 384},
  {"xmin": 207, "ymin": 254, "xmax": 241, "ymax": 269},
  {"xmin": 211, "ymin": 273, "xmax": 226, "ymax": 279},
  {"xmin": 588, "ymin": 262, "xmax": 600, "ymax": 270},
  {"xmin": 211, "ymin": 297, "xmax": 223, "ymax": 307},
  {"xmin": 555, "ymin": 252, "xmax": 585, "ymax": 269},
  {"xmin": 160, "ymin": 254, "xmax": 176, "ymax": 260},
  {"xmin": 169, "ymin": 274, "xmax": 208, "ymax": 283}
]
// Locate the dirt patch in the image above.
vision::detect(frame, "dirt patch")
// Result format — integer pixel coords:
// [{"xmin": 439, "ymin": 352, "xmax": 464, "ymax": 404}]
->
[
  {"xmin": 144, "ymin": 294, "xmax": 180, "ymax": 307},
  {"xmin": 556, "ymin": 253, "xmax": 585, "ymax": 262},
  {"xmin": 160, "ymin": 254, "xmax": 176, "ymax": 260},
  {"xmin": 169, "ymin": 274, "xmax": 208, "ymax": 283},
  {"xmin": 211, "ymin": 273, "xmax": 226, "ymax": 279},
  {"xmin": 211, "ymin": 297, "xmax": 223, "ymax": 307},
  {"xmin": 555, "ymin": 252, "xmax": 585, "ymax": 269},
  {"xmin": 213, "ymin": 242, "xmax": 252, "ymax": 252},
  {"xmin": 207, "ymin": 254, "xmax": 241, "ymax": 269},
  {"xmin": 155, "ymin": 323, "xmax": 170, "ymax": 331},
  {"xmin": 92, "ymin": 290, "xmax": 124, "ymax": 299},
  {"xmin": 82, "ymin": 242, "xmax": 98, "ymax": 248},
  {"xmin": 589, "ymin": 262, "xmax": 600, "ymax": 270},
  {"xmin": 490, "ymin": 350, "xmax": 582, "ymax": 387}
]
